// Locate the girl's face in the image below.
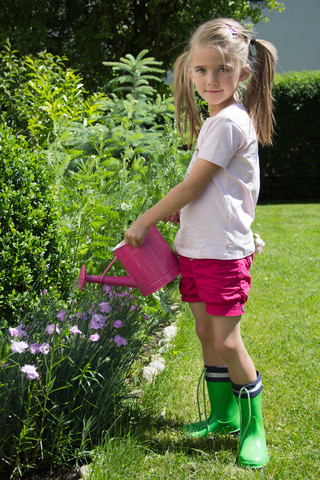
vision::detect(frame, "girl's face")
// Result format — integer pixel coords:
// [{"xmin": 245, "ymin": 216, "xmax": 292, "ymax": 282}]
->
[{"xmin": 190, "ymin": 44, "xmax": 250, "ymax": 116}]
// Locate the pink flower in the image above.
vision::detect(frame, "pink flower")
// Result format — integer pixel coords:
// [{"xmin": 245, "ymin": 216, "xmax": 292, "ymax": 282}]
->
[
  {"xmin": 45, "ymin": 324, "xmax": 61, "ymax": 335},
  {"xmin": 56, "ymin": 309, "xmax": 66, "ymax": 321},
  {"xmin": 99, "ymin": 302, "xmax": 112, "ymax": 313},
  {"xmin": 9, "ymin": 326, "xmax": 28, "ymax": 338},
  {"xmin": 90, "ymin": 314, "xmax": 106, "ymax": 330},
  {"xmin": 10, "ymin": 341, "xmax": 29, "ymax": 353},
  {"xmin": 39, "ymin": 343, "xmax": 50, "ymax": 355},
  {"xmin": 113, "ymin": 320, "xmax": 123, "ymax": 328},
  {"xmin": 29, "ymin": 343, "xmax": 40, "ymax": 354},
  {"xmin": 90, "ymin": 333, "xmax": 100, "ymax": 342},
  {"xmin": 21, "ymin": 364, "xmax": 39, "ymax": 380},
  {"xmin": 113, "ymin": 335, "xmax": 128, "ymax": 347},
  {"xmin": 70, "ymin": 325, "xmax": 82, "ymax": 335}
]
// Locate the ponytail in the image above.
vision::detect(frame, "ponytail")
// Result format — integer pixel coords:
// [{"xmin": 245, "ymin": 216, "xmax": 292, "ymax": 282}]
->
[
  {"xmin": 245, "ymin": 39, "xmax": 277, "ymax": 146},
  {"xmin": 173, "ymin": 51, "xmax": 201, "ymax": 145}
]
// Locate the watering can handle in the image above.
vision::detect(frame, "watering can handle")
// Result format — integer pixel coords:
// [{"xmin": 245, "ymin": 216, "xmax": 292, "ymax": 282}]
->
[{"xmin": 101, "ymin": 256, "xmax": 118, "ymax": 277}]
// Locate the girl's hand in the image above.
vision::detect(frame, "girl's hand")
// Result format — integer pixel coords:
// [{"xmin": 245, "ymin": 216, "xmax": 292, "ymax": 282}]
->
[
  {"xmin": 125, "ymin": 219, "xmax": 150, "ymax": 247},
  {"xmin": 163, "ymin": 211, "xmax": 180, "ymax": 224}
]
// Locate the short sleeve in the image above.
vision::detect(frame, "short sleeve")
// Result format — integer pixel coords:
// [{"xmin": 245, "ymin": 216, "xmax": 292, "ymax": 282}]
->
[{"xmin": 197, "ymin": 116, "xmax": 245, "ymax": 168}]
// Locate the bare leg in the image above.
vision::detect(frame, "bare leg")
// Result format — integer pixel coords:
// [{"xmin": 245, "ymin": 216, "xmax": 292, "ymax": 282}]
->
[
  {"xmin": 189, "ymin": 302, "xmax": 257, "ymax": 385},
  {"xmin": 189, "ymin": 302, "xmax": 225, "ymax": 366}
]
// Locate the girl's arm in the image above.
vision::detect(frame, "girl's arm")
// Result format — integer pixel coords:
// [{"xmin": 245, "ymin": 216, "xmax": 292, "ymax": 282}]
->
[{"xmin": 125, "ymin": 158, "xmax": 219, "ymax": 246}]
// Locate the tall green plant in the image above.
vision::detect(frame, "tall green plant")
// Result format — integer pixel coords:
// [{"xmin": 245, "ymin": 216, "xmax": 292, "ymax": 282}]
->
[
  {"xmin": 44, "ymin": 51, "xmax": 188, "ymax": 275},
  {"xmin": 103, "ymin": 49, "xmax": 165, "ymax": 99}
]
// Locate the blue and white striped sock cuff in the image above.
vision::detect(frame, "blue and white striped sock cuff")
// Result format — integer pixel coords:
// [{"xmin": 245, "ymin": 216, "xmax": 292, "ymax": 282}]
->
[
  {"xmin": 231, "ymin": 371, "xmax": 263, "ymax": 398},
  {"xmin": 204, "ymin": 365, "xmax": 230, "ymax": 383}
]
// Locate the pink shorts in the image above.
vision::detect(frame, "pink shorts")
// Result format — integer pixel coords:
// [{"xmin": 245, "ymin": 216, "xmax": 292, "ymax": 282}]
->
[{"xmin": 178, "ymin": 254, "xmax": 254, "ymax": 316}]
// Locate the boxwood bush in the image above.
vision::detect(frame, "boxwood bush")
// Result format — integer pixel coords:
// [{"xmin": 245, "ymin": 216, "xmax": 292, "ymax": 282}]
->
[
  {"xmin": 0, "ymin": 124, "xmax": 73, "ymax": 324},
  {"xmin": 259, "ymin": 70, "xmax": 320, "ymax": 203}
]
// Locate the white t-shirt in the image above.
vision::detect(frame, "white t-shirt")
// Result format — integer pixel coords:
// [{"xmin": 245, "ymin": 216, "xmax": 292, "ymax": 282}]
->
[{"xmin": 174, "ymin": 103, "xmax": 259, "ymax": 260}]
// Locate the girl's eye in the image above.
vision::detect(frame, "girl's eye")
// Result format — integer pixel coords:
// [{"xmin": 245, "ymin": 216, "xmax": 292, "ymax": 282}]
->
[{"xmin": 196, "ymin": 68, "xmax": 206, "ymax": 73}]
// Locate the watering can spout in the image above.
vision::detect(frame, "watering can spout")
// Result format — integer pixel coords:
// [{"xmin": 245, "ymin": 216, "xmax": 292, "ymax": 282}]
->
[{"xmin": 78, "ymin": 265, "xmax": 137, "ymax": 292}]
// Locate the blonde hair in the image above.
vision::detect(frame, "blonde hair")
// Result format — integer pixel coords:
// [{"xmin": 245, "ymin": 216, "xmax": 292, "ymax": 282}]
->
[{"xmin": 173, "ymin": 18, "xmax": 277, "ymax": 146}]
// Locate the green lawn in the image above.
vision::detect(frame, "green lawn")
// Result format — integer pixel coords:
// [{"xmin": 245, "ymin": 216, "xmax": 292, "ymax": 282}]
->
[{"xmin": 88, "ymin": 204, "xmax": 320, "ymax": 480}]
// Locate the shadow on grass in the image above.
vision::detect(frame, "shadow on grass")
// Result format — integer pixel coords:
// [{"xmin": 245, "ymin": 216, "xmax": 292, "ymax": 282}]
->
[{"xmin": 113, "ymin": 403, "xmax": 239, "ymax": 459}]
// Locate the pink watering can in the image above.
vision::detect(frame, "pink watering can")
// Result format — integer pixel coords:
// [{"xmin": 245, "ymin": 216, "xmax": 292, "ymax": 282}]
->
[{"xmin": 78, "ymin": 225, "xmax": 180, "ymax": 296}]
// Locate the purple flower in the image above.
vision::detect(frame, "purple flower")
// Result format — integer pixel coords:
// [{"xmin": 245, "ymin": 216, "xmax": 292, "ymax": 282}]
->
[
  {"xmin": 39, "ymin": 343, "xmax": 50, "ymax": 355},
  {"xmin": 102, "ymin": 285, "xmax": 113, "ymax": 294},
  {"xmin": 45, "ymin": 324, "xmax": 61, "ymax": 335},
  {"xmin": 113, "ymin": 335, "xmax": 128, "ymax": 347},
  {"xmin": 42, "ymin": 289, "xmax": 48, "ymax": 295},
  {"xmin": 21, "ymin": 364, "xmax": 39, "ymax": 380},
  {"xmin": 10, "ymin": 341, "xmax": 29, "ymax": 353},
  {"xmin": 70, "ymin": 325, "xmax": 82, "ymax": 335},
  {"xmin": 90, "ymin": 333, "xmax": 100, "ymax": 342},
  {"xmin": 29, "ymin": 343, "xmax": 41, "ymax": 354},
  {"xmin": 113, "ymin": 320, "xmax": 123, "ymax": 329},
  {"xmin": 99, "ymin": 302, "xmax": 112, "ymax": 313},
  {"xmin": 9, "ymin": 326, "xmax": 28, "ymax": 338},
  {"xmin": 0, "ymin": 361, "xmax": 9, "ymax": 368},
  {"xmin": 130, "ymin": 306, "xmax": 135, "ymax": 311},
  {"xmin": 56, "ymin": 309, "xmax": 66, "ymax": 321},
  {"xmin": 90, "ymin": 314, "xmax": 106, "ymax": 330},
  {"xmin": 142, "ymin": 314, "xmax": 149, "ymax": 320}
]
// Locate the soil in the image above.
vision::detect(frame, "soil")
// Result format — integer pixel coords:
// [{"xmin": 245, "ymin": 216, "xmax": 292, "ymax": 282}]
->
[{"xmin": 18, "ymin": 469, "xmax": 80, "ymax": 480}]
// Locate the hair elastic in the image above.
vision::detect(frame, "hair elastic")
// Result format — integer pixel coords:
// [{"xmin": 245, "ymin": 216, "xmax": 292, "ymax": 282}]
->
[{"xmin": 225, "ymin": 24, "xmax": 238, "ymax": 36}]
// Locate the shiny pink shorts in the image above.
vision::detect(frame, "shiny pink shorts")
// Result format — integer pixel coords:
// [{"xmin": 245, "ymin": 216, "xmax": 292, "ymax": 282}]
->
[{"xmin": 178, "ymin": 254, "xmax": 254, "ymax": 316}]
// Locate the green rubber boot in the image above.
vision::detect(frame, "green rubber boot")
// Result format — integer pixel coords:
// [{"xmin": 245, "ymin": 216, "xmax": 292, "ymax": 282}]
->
[
  {"xmin": 184, "ymin": 366, "xmax": 240, "ymax": 438},
  {"xmin": 232, "ymin": 372, "xmax": 269, "ymax": 469}
]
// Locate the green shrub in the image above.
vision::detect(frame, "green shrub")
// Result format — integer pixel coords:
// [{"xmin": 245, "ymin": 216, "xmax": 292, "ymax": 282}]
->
[
  {"xmin": 259, "ymin": 70, "xmax": 320, "ymax": 203},
  {"xmin": 0, "ymin": 124, "xmax": 73, "ymax": 323},
  {"xmin": 0, "ymin": 40, "xmax": 86, "ymax": 146}
]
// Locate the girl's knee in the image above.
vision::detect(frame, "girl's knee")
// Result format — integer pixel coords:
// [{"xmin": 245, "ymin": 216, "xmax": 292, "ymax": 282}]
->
[
  {"xmin": 195, "ymin": 322, "xmax": 215, "ymax": 344},
  {"xmin": 213, "ymin": 337, "xmax": 241, "ymax": 361}
]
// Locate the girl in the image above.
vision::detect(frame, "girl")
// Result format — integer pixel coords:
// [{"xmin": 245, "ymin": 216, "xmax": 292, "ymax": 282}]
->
[{"xmin": 125, "ymin": 18, "xmax": 277, "ymax": 469}]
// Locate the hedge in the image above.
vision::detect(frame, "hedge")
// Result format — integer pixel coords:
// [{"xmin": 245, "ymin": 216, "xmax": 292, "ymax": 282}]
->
[
  {"xmin": 0, "ymin": 125, "xmax": 73, "ymax": 324},
  {"xmin": 259, "ymin": 70, "xmax": 320, "ymax": 203}
]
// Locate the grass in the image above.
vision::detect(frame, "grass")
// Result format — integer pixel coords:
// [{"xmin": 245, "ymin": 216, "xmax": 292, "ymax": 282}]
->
[{"xmin": 87, "ymin": 204, "xmax": 320, "ymax": 480}]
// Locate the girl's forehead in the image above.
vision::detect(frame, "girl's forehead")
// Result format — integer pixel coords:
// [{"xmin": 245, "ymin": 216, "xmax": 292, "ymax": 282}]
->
[{"xmin": 191, "ymin": 44, "xmax": 233, "ymax": 65}]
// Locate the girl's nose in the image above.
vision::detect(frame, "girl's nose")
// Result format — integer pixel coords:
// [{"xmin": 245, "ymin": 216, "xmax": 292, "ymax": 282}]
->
[{"xmin": 207, "ymin": 72, "xmax": 218, "ymax": 85}]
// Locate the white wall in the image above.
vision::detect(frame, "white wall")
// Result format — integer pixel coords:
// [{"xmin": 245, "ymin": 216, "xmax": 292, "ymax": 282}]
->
[{"xmin": 252, "ymin": 0, "xmax": 320, "ymax": 72}]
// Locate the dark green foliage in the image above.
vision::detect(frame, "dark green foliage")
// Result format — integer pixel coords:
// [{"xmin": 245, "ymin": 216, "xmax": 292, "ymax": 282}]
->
[
  {"xmin": 259, "ymin": 71, "xmax": 320, "ymax": 203},
  {"xmin": 0, "ymin": 0, "xmax": 283, "ymax": 92},
  {"xmin": 0, "ymin": 125, "xmax": 73, "ymax": 323}
]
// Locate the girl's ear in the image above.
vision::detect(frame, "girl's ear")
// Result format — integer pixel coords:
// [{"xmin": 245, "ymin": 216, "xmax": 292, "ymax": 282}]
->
[{"xmin": 239, "ymin": 65, "xmax": 251, "ymax": 82}]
